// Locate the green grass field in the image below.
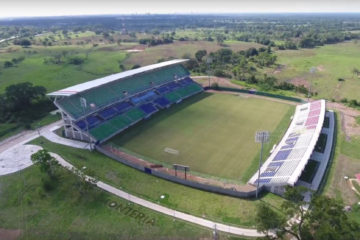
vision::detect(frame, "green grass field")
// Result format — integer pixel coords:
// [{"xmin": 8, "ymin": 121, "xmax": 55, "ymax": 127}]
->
[
  {"xmin": 124, "ymin": 40, "xmax": 263, "ymax": 67},
  {"xmin": 110, "ymin": 92, "xmax": 293, "ymax": 181},
  {"xmin": 0, "ymin": 45, "xmax": 127, "ymax": 93},
  {"xmin": 272, "ymin": 41, "xmax": 360, "ymax": 101},
  {"xmin": 0, "ymin": 164, "xmax": 216, "ymax": 240},
  {"xmin": 30, "ymin": 136, "xmax": 285, "ymax": 228},
  {"xmin": 324, "ymin": 113, "xmax": 360, "ymax": 209}
]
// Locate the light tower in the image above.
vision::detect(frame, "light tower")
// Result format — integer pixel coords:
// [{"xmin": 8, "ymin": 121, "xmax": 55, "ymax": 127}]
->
[{"xmin": 255, "ymin": 131, "xmax": 270, "ymax": 198}]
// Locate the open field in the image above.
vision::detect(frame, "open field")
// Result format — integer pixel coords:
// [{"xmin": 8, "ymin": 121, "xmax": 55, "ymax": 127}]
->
[
  {"xmin": 30, "ymin": 136, "xmax": 285, "ymax": 228},
  {"xmin": 110, "ymin": 92, "xmax": 293, "ymax": 181},
  {"xmin": 0, "ymin": 45, "xmax": 127, "ymax": 93},
  {"xmin": 0, "ymin": 165, "xmax": 217, "ymax": 240},
  {"xmin": 271, "ymin": 41, "xmax": 360, "ymax": 101},
  {"xmin": 324, "ymin": 112, "xmax": 360, "ymax": 208},
  {"xmin": 124, "ymin": 40, "xmax": 263, "ymax": 67}
]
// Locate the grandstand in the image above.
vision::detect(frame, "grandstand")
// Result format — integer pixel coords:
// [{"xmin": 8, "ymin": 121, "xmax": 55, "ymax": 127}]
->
[
  {"xmin": 48, "ymin": 59, "xmax": 203, "ymax": 144},
  {"xmin": 248, "ymin": 100, "xmax": 335, "ymax": 195}
]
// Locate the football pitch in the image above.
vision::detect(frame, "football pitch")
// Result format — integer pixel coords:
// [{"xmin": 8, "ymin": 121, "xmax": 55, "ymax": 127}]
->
[{"xmin": 110, "ymin": 92, "xmax": 294, "ymax": 181}]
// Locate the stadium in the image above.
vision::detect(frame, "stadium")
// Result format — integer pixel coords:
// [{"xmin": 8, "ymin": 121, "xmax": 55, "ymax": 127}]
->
[{"xmin": 48, "ymin": 59, "xmax": 335, "ymax": 198}]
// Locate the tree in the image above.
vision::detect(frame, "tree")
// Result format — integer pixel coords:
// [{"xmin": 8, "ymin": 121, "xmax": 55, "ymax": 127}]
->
[
  {"xmin": 216, "ymin": 34, "xmax": 225, "ymax": 45},
  {"xmin": 255, "ymin": 186, "xmax": 360, "ymax": 240},
  {"xmin": 4, "ymin": 61, "xmax": 13, "ymax": 68},
  {"xmin": 5, "ymin": 82, "xmax": 46, "ymax": 112},
  {"xmin": 31, "ymin": 149, "xmax": 59, "ymax": 178},
  {"xmin": 15, "ymin": 39, "xmax": 32, "ymax": 47},
  {"xmin": 352, "ymin": 67, "xmax": 359, "ymax": 77},
  {"xmin": 73, "ymin": 167, "xmax": 98, "ymax": 196},
  {"xmin": 195, "ymin": 50, "xmax": 207, "ymax": 62}
]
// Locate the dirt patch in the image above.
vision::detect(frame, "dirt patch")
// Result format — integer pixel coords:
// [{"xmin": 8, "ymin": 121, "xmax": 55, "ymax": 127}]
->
[
  {"xmin": 0, "ymin": 229, "xmax": 21, "ymax": 240},
  {"xmin": 126, "ymin": 49, "xmax": 144, "ymax": 53},
  {"xmin": 327, "ymin": 102, "xmax": 360, "ymax": 139},
  {"xmin": 317, "ymin": 65, "xmax": 325, "ymax": 72},
  {"xmin": 192, "ymin": 76, "xmax": 241, "ymax": 89},
  {"xmin": 290, "ymin": 77, "xmax": 310, "ymax": 88},
  {"xmin": 273, "ymin": 64, "xmax": 286, "ymax": 74}
]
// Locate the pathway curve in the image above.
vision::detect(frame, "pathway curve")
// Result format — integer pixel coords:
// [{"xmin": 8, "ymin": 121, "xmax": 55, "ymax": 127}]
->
[
  {"xmin": 51, "ymin": 149, "xmax": 266, "ymax": 238},
  {"xmin": 0, "ymin": 122, "xmax": 266, "ymax": 237}
]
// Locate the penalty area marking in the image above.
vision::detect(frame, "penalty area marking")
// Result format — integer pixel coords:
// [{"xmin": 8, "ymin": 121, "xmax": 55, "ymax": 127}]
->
[{"xmin": 164, "ymin": 147, "xmax": 179, "ymax": 155}]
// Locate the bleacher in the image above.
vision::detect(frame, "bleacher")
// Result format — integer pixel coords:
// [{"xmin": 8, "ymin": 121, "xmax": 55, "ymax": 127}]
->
[
  {"xmin": 56, "ymin": 64, "xmax": 190, "ymax": 119},
  {"xmin": 249, "ymin": 100, "xmax": 327, "ymax": 188},
  {"xmin": 49, "ymin": 60, "xmax": 203, "ymax": 143}
]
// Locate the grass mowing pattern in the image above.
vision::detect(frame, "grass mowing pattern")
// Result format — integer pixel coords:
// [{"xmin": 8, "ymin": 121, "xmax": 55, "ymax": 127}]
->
[
  {"xmin": 30, "ymin": 137, "xmax": 285, "ymax": 227},
  {"xmin": 110, "ymin": 92, "xmax": 293, "ymax": 181}
]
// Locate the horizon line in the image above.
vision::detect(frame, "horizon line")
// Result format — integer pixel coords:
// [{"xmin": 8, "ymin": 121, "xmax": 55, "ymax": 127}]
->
[{"xmin": 2, "ymin": 11, "xmax": 360, "ymax": 20}]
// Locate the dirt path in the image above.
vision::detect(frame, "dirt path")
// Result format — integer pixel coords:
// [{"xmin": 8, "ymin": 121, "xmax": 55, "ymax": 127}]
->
[
  {"xmin": 0, "ymin": 229, "xmax": 21, "ymax": 240},
  {"xmin": 192, "ymin": 76, "xmax": 242, "ymax": 88},
  {"xmin": 327, "ymin": 102, "xmax": 360, "ymax": 139}
]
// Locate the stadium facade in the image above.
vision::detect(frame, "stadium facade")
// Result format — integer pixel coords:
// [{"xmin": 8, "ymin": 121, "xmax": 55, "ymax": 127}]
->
[
  {"xmin": 249, "ymin": 100, "xmax": 335, "ymax": 196},
  {"xmin": 48, "ymin": 60, "xmax": 335, "ymax": 198},
  {"xmin": 48, "ymin": 59, "xmax": 203, "ymax": 146}
]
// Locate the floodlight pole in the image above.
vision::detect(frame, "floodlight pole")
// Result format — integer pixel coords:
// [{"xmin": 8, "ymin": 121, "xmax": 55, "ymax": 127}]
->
[{"xmin": 255, "ymin": 131, "xmax": 269, "ymax": 199}]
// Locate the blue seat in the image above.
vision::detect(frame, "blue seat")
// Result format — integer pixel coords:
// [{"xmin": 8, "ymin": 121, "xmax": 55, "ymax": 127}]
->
[
  {"xmin": 113, "ymin": 102, "xmax": 132, "ymax": 113},
  {"xmin": 75, "ymin": 120, "xmax": 87, "ymax": 130},
  {"xmin": 154, "ymin": 97, "xmax": 171, "ymax": 108},
  {"xmin": 139, "ymin": 103, "xmax": 157, "ymax": 115},
  {"xmin": 86, "ymin": 115, "xmax": 102, "ymax": 129},
  {"xmin": 98, "ymin": 107, "xmax": 118, "ymax": 120},
  {"xmin": 131, "ymin": 91, "xmax": 157, "ymax": 105},
  {"xmin": 157, "ymin": 86, "xmax": 169, "ymax": 94}
]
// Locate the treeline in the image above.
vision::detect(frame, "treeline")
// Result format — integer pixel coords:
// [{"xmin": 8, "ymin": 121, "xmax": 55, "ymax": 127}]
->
[
  {"xmin": 2, "ymin": 14, "xmax": 360, "ymax": 49},
  {"xmin": 0, "ymin": 82, "xmax": 54, "ymax": 128},
  {"xmin": 186, "ymin": 47, "xmax": 312, "ymax": 95},
  {"xmin": 139, "ymin": 34, "xmax": 174, "ymax": 46}
]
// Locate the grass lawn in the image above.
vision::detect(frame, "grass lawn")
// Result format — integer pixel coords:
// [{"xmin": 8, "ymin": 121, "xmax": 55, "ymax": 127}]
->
[
  {"xmin": 0, "ymin": 45, "xmax": 127, "ymax": 93},
  {"xmin": 124, "ymin": 40, "xmax": 263, "ymax": 67},
  {"xmin": 110, "ymin": 92, "xmax": 294, "ymax": 181},
  {"xmin": 272, "ymin": 41, "xmax": 360, "ymax": 101},
  {"xmin": 324, "ymin": 112, "xmax": 360, "ymax": 210},
  {"xmin": 0, "ymin": 165, "xmax": 215, "ymax": 240},
  {"xmin": 29, "ymin": 136, "xmax": 285, "ymax": 228}
]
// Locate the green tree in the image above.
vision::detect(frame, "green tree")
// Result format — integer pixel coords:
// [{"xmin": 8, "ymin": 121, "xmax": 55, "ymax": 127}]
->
[
  {"xmin": 31, "ymin": 149, "xmax": 59, "ymax": 178},
  {"xmin": 5, "ymin": 82, "xmax": 46, "ymax": 112},
  {"xmin": 195, "ymin": 50, "xmax": 207, "ymax": 62},
  {"xmin": 255, "ymin": 186, "xmax": 360, "ymax": 240}
]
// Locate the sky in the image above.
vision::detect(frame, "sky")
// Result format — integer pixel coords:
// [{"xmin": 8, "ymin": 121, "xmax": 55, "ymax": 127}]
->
[{"xmin": 0, "ymin": 0, "xmax": 360, "ymax": 18}]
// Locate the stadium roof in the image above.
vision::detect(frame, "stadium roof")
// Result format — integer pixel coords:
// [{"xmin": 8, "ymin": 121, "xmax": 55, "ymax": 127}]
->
[
  {"xmin": 47, "ymin": 59, "xmax": 188, "ymax": 97},
  {"xmin": 249, "ymin": 100, "xmax": 326, "ymax": 187}
]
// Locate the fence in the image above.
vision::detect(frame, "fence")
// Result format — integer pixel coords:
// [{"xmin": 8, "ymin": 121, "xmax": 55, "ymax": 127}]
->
[
  {"xmin": 96, "ymin": 145, "xmax": 260, "ymax": 198},
  {"xmin": 205, "ymin": 86, "xmax": 305, "ymax": 103}
]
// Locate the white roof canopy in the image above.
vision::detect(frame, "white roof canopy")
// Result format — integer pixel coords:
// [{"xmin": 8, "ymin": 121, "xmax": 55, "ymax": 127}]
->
[
  {"xmin": 249, "ymin": 100, "xmax": 326, "ymax": 187},
  {"xmin": 47, "ymin": 59, "xmax": 188, "ymax": 97}
]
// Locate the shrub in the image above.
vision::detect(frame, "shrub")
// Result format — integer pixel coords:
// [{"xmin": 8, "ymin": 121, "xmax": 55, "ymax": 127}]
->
[{"xmin": 68, "ymin": 56, "xmax": 85, "ymax": 65}]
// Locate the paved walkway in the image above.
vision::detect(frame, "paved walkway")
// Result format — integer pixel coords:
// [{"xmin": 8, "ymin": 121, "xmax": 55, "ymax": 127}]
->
[
  {"xmin": 0, "ymin": 126, "xmax": 266, "ymax": 237},
  {"xmin": 51, "ymin": 149, "xmax": 266, "ymax": 238}
]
